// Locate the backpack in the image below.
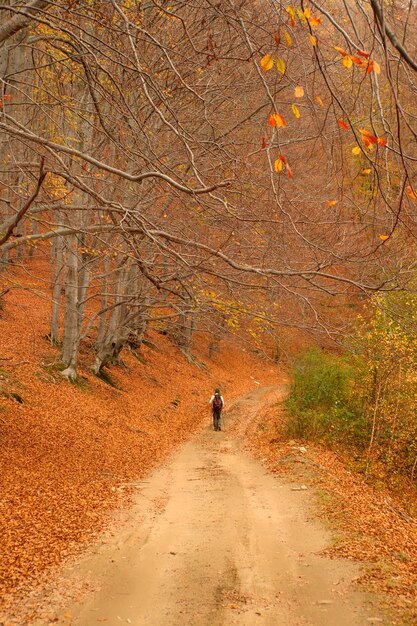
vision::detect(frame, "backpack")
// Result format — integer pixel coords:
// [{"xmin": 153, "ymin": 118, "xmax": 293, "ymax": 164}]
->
[{"xmin": 213, "ymin": 393, "xmax": 223, "ymax": 410}]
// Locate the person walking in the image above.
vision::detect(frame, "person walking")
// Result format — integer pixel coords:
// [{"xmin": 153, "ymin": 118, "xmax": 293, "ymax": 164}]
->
[{"xmin": 209, "ymin": 388, "xmax": 224, "ymax": 431}]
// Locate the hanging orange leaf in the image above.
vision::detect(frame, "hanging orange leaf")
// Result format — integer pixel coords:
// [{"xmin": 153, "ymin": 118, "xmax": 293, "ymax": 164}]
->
[
  {"xmin": 309, "ymin": 16, "xmax": 321, "ymax": 26},
  {"xmin": 352, "ymin": 146, "xmax": 362, "ymax": 155},
  {"xmin": 315, "ymin": 95, "xmax": 324, "ymax": 107},
  {"xmin": 287, "ymin": 6, "xmax": 296, "ymax": 26},
  {"xmin": 274, "ymin": 32, "xmax": 281, "ymax": 46},
  {"xmin": 274, "ymin": 158, "xmax": 283, "ymax": 172},
  {"xmin": 291, "ymin": 103, "xmax": 300, "ymax": 118},
  {"xmin": 359, "ymin": 129, "xmax": 378, "ymax": 144},
  {"xmin": 337, "ymin": 119, "xmax": 349, "ymax": 130},
  {"xmin": 286, "ymin": 163, "xmax": 294, "ymax": 178},
  {"xmin": 303, "ymin": 8, "xmax": 311, "ymax": 18},
  {"xmin": 406, "ymin": 185, "xmax": 416, "ymax": 200},
  {"xmin": 260, "ymin": 54, "xmax": 274, "ymax": 71},
  {"xmin": 326, "ymin": 200, "xmax": 338, "ymax": 206},
  {"xmin": 377, "ymin": 136, "xmax": 386, "ymax": 147},
  {"xmin": 351, "ymin": 56, "xmax": 368, "ymax": 68},
  {"xmin": 279, "ymin": 154, "xmax": 288, "ymax": 165},
  {"xmin": 294, "ymin": 86, "xmax": 304, "ymax": 98},
  {"xmin": 357, "ymin": 50, "xmax": 370, "ymax": 58},
  {"xmin": 268, "ymin": 113, "xmax": 286, "ymax": 128},
  {"xmin": 276, "ymin": 56, "xmax": 286, "ymax": 74},
  {"xmin": 379, "ymin": 234, "xmax": 389, "ymax": 241},
  {"xmin": 261, "ymin": 137, "xmax": 267, "ymax": 149},
  {"xmin": 362, "ymin": 169, "xmax": 372, "ymax": 175},
  {"xmin": 309, "ymin": 35, "xmax": 317, "ymax": 46},
  {"xmin": 367, "ymin": 60, "xmax": 381, "ymax": 74},
  {"xmin": 334, "ymin": 46, "xmax": 348, "ymax": 56},
  {"xmin": 362, "ymin": 136, "xmax": 374, "ymax": 151},
  {"xmin": 275, "ymin": 113, "xmax": 286, "ymax": 127},
  {"xmin": 284, "ymin": 30, "xmax": 292, "ymax": 47},
  {"xmin": 342, "ymin": 56, "xmax": 353, "ymax": 68}
]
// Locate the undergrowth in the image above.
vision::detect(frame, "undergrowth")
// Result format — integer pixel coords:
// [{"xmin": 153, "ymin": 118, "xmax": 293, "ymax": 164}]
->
[{"xmin": 285, "ymin": 293, "xmax": 417, "ymax": 492}]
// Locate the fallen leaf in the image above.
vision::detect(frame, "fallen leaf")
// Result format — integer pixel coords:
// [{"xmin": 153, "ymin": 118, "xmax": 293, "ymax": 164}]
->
[
  {"xmin": 294, "ymin": 86, "xmax": 304, "ymax": 98},
  {"xmin": 379, "ymin": 234, "xmax": 389, "ymax": 241},
  {"xmin": 327, "ymin": 200, "xmax": 338, "ymax": 207}
]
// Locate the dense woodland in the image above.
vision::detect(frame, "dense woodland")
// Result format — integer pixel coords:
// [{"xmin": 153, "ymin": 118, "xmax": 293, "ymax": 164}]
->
[{"xmin": 0, "ymin": 1, "xmax": 416, "ymax": 485}]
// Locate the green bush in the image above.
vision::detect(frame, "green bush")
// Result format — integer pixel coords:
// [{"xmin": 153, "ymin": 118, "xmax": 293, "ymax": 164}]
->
[{"xmin": 285, "ymin": 347, "xmax": 368, "ymax": 446}]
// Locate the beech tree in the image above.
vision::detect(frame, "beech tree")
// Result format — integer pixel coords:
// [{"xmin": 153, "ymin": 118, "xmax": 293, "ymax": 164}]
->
[{"xmin": 0, "ymin": 0, "xmax": 416, "ymax": 377}]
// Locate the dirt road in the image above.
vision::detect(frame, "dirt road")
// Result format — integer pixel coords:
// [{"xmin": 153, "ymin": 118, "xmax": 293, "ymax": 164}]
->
[{"xmin": 60, "ymin": 386, "xmax": 385, "ymax": 626}]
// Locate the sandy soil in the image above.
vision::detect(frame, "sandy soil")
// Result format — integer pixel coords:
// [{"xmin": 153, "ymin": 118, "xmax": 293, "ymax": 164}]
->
[{"xmin": 48, "ymin": 386, "xmax": 387, "ymax": 626}]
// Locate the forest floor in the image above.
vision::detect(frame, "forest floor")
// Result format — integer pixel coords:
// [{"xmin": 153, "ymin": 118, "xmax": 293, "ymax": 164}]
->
[{"xmin": 0, "ymin": 261, "xmax": 416, "ymax": 625}]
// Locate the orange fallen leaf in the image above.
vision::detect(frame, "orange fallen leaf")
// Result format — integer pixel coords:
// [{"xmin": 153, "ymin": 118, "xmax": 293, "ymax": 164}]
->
[
  {"xmin": 309, "ymin": 35, "xmax": 317, "ymax": 46},
  {"xmin": 362, "ymin": 169, "xmax": 371, "ymax": 175},
  {"xmin": 327, "ymin": 200, "xmax": 338, "ymax": 207},
  {"xmin": 379, "ymin": 234, "xmax": 389, "ymax": 241},
  {"xmin": 294, "ymin": 86, "xmax": 304, "ymax": 98}
]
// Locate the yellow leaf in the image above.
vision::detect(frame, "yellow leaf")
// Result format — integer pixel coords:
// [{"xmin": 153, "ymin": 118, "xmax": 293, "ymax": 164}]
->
[
  {"xmin": 315, "ymin": 95, "xmax": 324, "ymax": 107},
  {"xmin": 260, "ymin": 54, "xmax": 274, "ymax": 71},
  {"xmin": 309, "ymin": 35, "xmax": 317, "ymax": 46},
  {"xmin": 379, "ymin": 234, "xmax": 389, "ymax": 241},
  {"xmin": 274, "ymin": 158, "xmax": 283, "ymax": 172},
  {"xmin": 294, "ymin": 86, "xmax": 304, "ymax": 98},
  {"xmin": 284, "ymin": 30, "xmax": 292, "ymax": 47},
  {"xmin": 291, "ymin": 103, "xmax": 300, "ymax": 118},
  {"xmin": 276, "ymin": 56, "xmax": 286, "ymax": 74},
  {"xmin": 342, "ymin": 55, "xmax": 353, "ymax": 68},
  {"xmin": 304, "ymin": 8, "xmax": 311, "ymax": 18},
  {"xmin": 326, "ymin": 200, "xmax": 338, "ymax": 207},
  {"xmin": 352, "ymin": 146, "xmax": 361, "ymax": 155}
]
